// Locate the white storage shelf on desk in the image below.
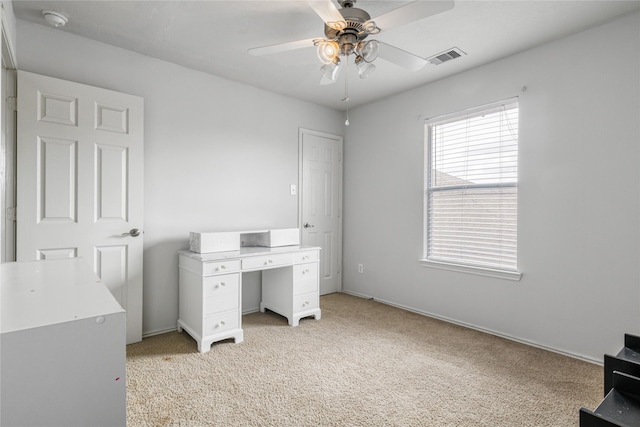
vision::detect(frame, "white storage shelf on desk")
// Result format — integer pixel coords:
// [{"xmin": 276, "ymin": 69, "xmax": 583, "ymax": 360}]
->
[{"xmin": 178, "ymin": 246, "xmax": 321, "ymax": 353}]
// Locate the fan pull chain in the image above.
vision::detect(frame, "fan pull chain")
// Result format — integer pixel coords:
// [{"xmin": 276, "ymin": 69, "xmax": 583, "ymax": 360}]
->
[{"xmin": 343, "ymin": 55, "xmax": 350, "ymax": 126}]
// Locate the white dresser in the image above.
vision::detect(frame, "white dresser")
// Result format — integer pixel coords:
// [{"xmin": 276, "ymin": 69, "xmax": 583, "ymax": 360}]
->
[
  {"xmin": 0, "ymin": 258, "xmax": 126, "ymax": 427},
  {"xmin": 178, "ymin": 245, "xmax": 321, "ymax": 353}
]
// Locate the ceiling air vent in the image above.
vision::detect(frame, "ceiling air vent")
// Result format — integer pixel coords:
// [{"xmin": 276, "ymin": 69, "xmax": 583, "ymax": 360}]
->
[{"xmin": 428, "ymin": 47, "xmax": 466, "ymax": 65}]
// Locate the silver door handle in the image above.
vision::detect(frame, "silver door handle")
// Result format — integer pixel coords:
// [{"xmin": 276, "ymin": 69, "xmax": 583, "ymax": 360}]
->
[
  {"xmin": 121, "ymin": 228, "xmax": 141, "ymax": 237},
  {"xmin": 303, "ymin": 222, "xmax": 315, "ymax": 228}
]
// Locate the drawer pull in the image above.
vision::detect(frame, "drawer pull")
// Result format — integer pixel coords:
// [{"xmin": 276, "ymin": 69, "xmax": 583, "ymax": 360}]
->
[
  {"xmin": 218, "ymin": 282, "xmax": 226, "ymax": 288},
  {"xmin": 303, "ymin": 301, "xmax": 309, "ymax": 307},
  {"xmin": 265, "ymin": 259, "xmax": 273, "ymax": 265},
  {"xmin": 217, "ymin": 265, "xmax": 226, "ymax": 271},
  {"xmin": 213, "ymin": 320, "xmax": 226, "ymax": 329},
  {"xmin": 302, "ymin": 269, "xmax": 310, "ymax": 275},
  {"xmin": 302, "ymin": 256, "xmax": 309, "ymax": 260}
]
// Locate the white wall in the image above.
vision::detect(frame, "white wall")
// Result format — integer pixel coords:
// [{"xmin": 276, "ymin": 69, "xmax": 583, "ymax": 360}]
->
[
  {"xmin": 16, "ymin": 21, "xmax": 343, "ymax": 336},
  {"xmin": 1, "ymin": 1, "xmax": 17, "ymax": 61},
  {"xmin": 343, "ymin": 11, "xmax": 640, "ymax": 363}
]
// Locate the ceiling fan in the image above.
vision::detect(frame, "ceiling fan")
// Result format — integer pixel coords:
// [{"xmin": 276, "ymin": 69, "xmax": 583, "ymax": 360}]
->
[{"xmin": 248, "ymin": 0, "xmax": 454, "ymax": 85}]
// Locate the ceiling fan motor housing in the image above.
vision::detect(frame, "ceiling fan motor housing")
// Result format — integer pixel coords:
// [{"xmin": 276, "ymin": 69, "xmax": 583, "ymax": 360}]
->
[{"xmin": 324, "ymin": 6, "xmax": 372, "ymax": 55}]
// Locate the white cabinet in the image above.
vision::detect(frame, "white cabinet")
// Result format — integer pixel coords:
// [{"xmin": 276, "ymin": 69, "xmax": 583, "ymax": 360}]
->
[
  {"xmin": 260, "ymin": 250, "xmax": 320, "ymax": 326},
  {"xmin": 178, "ymin": 256, "xmax": 243, "ymax": 353},
  {"xmin": 178, "ymin": 246, "xmax": 321, "ymax": 353},
  {"xmin": 0, "ymin": 258, "xmax": 126, "ymax": 427}
]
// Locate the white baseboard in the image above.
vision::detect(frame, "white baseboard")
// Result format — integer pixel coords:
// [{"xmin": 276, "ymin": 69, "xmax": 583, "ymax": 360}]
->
[
  {"xmin": 142, "ymin": 327, "xmax": 177, "ymax": 339},
  {"xmin": 340, "ymin": 290, "xmax": 602, "ymax": 366}
]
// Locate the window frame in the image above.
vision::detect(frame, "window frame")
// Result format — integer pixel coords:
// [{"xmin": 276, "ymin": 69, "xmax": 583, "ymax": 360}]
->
[{"xmin": 420, "ymin": 98, "xmax": 522, "ymax": 281}]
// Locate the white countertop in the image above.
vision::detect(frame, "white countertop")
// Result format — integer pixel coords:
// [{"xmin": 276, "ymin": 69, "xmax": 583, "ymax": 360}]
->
[
  {"xmin": 179, "ymin": 245, "xmax": 321, "ymax": 262},
  {"xmin": 1, "ymin": 258, "xmax": 125, "ymax": 334}
]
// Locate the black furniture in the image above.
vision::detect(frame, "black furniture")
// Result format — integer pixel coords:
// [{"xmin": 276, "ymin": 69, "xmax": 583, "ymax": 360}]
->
[
  {"xmin": 604, "ymin": 335, "xmax": 640, "ymax": 396},
  {"xmin": 580, "ymin": 334, "xmax": 640, "ymax": 426}
]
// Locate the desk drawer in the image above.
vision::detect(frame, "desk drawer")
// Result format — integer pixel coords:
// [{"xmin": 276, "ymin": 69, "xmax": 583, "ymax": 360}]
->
[
  {"xmin": 203, "ymin": 260, "xmax": 240, "ymax": 276},
  {"xmin": 204, "ymin": 292, "xmax": 238, "ymax": 316},
  {"xmin": 294, "ymin": 292, "xmax": 319, "ymax": 313},
  {"xmin": 295, "ymin": 250, "xmax": 318, "ymax": 264},
  {"xmin": 294, "ymin": 263, "xmax": 318, "ymax": 295},
  {"xmin": 242, "ymin": 253, "xmax": 293, "ymax": 270},
  {"xmin": 203, "ymin": 273, "xmax": 239, "ymax": 296},
  {"xmin": 203, "ymin": 310, "xmax": 239, "ymax": 336}
]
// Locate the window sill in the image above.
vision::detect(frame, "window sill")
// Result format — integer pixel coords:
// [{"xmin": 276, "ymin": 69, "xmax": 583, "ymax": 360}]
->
[{"xmin": 419, "ymin": 259, "xmax": 522, "ymax": 281}]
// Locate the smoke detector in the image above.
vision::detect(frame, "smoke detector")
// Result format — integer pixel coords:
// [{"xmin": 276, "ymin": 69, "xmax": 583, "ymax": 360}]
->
[{"xmin": 42, "ymin": 10, "xmax": 68, "ymax": 28}]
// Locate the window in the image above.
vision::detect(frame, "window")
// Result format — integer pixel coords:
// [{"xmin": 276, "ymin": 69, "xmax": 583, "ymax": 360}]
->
[{"xmin": 423, "ymin": 98, "xmax": 520, "ymax": 278}]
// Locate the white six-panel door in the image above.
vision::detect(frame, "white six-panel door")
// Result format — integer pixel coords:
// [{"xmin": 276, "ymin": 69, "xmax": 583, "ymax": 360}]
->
[
  {"xmin": 17, "ymin": 71, "xmax": 144, "ymax": 344},
  {"xmin": 299, "ymin": 128, "xmax": 343, "ymax": 295}
]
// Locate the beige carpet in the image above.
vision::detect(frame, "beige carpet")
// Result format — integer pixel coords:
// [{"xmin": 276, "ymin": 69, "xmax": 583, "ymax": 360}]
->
[{"xmin": 126, "ymin": 293, "xmax": 602, "ymax": 426}]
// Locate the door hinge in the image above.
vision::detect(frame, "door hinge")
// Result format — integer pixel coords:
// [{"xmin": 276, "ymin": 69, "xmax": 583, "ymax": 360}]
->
[
  {"xmin": 6, "ymin": 206, "xmax": 16, "ymax": 221},
  {"xmin": 7, "ymin": 96, "xmax": 16, "ymax": 112}
]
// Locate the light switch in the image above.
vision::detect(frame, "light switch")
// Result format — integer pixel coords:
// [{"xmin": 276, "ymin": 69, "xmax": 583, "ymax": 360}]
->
[{"xmin": 290, "ymin": 184, "xmax": 297, "ymax": 196}]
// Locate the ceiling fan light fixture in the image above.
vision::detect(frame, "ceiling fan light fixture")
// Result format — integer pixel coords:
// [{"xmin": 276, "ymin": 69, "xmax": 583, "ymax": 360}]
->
[
  {"xmin": 356, "ymin": 40, "xmax": 379, "ymax": 63},
  {"xmin": 356, "ymin": 56, "xmax": 376, "ymax": 79},
  {"xmin": 316, "ymin": 40, "xmax": 340, "ymax": 64},
  {"xmin": 338, "ymin": 33, "xmax": 358, "ymax": 56},
  {"xmin": 319, "ymin": 58, "xmax": 342, "ymax": 85}
]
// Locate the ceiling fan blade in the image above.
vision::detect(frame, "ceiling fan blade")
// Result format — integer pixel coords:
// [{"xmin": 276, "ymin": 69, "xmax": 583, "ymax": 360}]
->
[
  {"xmin": 373, "ymin": 0, "xmax": 454, "ymax": 32},
  {"xmin": 248, "ymin": 38, "xmax": 316, "ymax": 56},
  {"xmin": 377, "ymin": 42, "xmax": 428, "ymax": 72},
  {"xmin": 306, "ymin": 0, "xmax": 347, "ymax": 30}
]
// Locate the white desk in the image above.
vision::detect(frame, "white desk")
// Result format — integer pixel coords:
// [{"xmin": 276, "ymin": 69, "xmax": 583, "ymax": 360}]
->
[
  {"xmin": 178, "ymin": 245, "xmax": 321, "ymax": 353},
  {"xmin": 1, "ymin": 258, "xmax": 126, "ymax": 427}
]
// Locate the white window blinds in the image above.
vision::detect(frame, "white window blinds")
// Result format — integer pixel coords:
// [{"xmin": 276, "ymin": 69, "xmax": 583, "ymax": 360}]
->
[{"xmin": 425, "ymin": 98, "xmax": 519, "ymax": 272}]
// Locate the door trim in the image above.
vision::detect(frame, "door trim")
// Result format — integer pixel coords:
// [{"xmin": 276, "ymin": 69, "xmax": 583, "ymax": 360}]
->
[{"xmin": 0, "ymin": 12, "xmax": 17, "ymax": 262}]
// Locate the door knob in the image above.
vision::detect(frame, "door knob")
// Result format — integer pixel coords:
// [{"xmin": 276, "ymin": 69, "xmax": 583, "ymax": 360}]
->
[
  {"xmin": 121, "ymin": 228, "xmax": 141, "ymax": 237},
  {"xmin": 303, "ymin": 222, "xmax": 315, "ymax": 228}
]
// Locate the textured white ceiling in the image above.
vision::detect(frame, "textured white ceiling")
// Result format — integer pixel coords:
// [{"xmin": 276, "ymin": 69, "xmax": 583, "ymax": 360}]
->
[{"xmin": 12, "ymin": 0, "xmax": 640, "ymax": 110}]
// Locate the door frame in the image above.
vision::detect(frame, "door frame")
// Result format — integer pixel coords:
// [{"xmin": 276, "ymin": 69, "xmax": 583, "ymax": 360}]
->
[
  {"xmin": 0, "ymin": 7, "xmax": 17, "ymax": 263},
  {"xmin": 298, "ymin": 127, "xmax": 344, "ymax": 294}
]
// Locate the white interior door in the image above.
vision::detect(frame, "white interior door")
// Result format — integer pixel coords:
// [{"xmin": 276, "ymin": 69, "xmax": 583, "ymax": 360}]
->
[
  {"xmin": 299, "ymin": 128, "xmax": 343, "ymax": 295},
  {"xmin": 16, "ymin": 71, "xmax": 144, "ymax": 344}
]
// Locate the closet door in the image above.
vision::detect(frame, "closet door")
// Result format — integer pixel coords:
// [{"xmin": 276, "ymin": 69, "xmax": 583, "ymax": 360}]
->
[{"xmin": 299, "ymin": 128, "xmax": 343, "ymax": 295}]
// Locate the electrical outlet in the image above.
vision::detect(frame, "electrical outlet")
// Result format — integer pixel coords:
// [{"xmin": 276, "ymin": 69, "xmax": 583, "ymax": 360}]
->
[{"xmin": 358, "ymin": 264, "xmax": 363, "ymax": 274}]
